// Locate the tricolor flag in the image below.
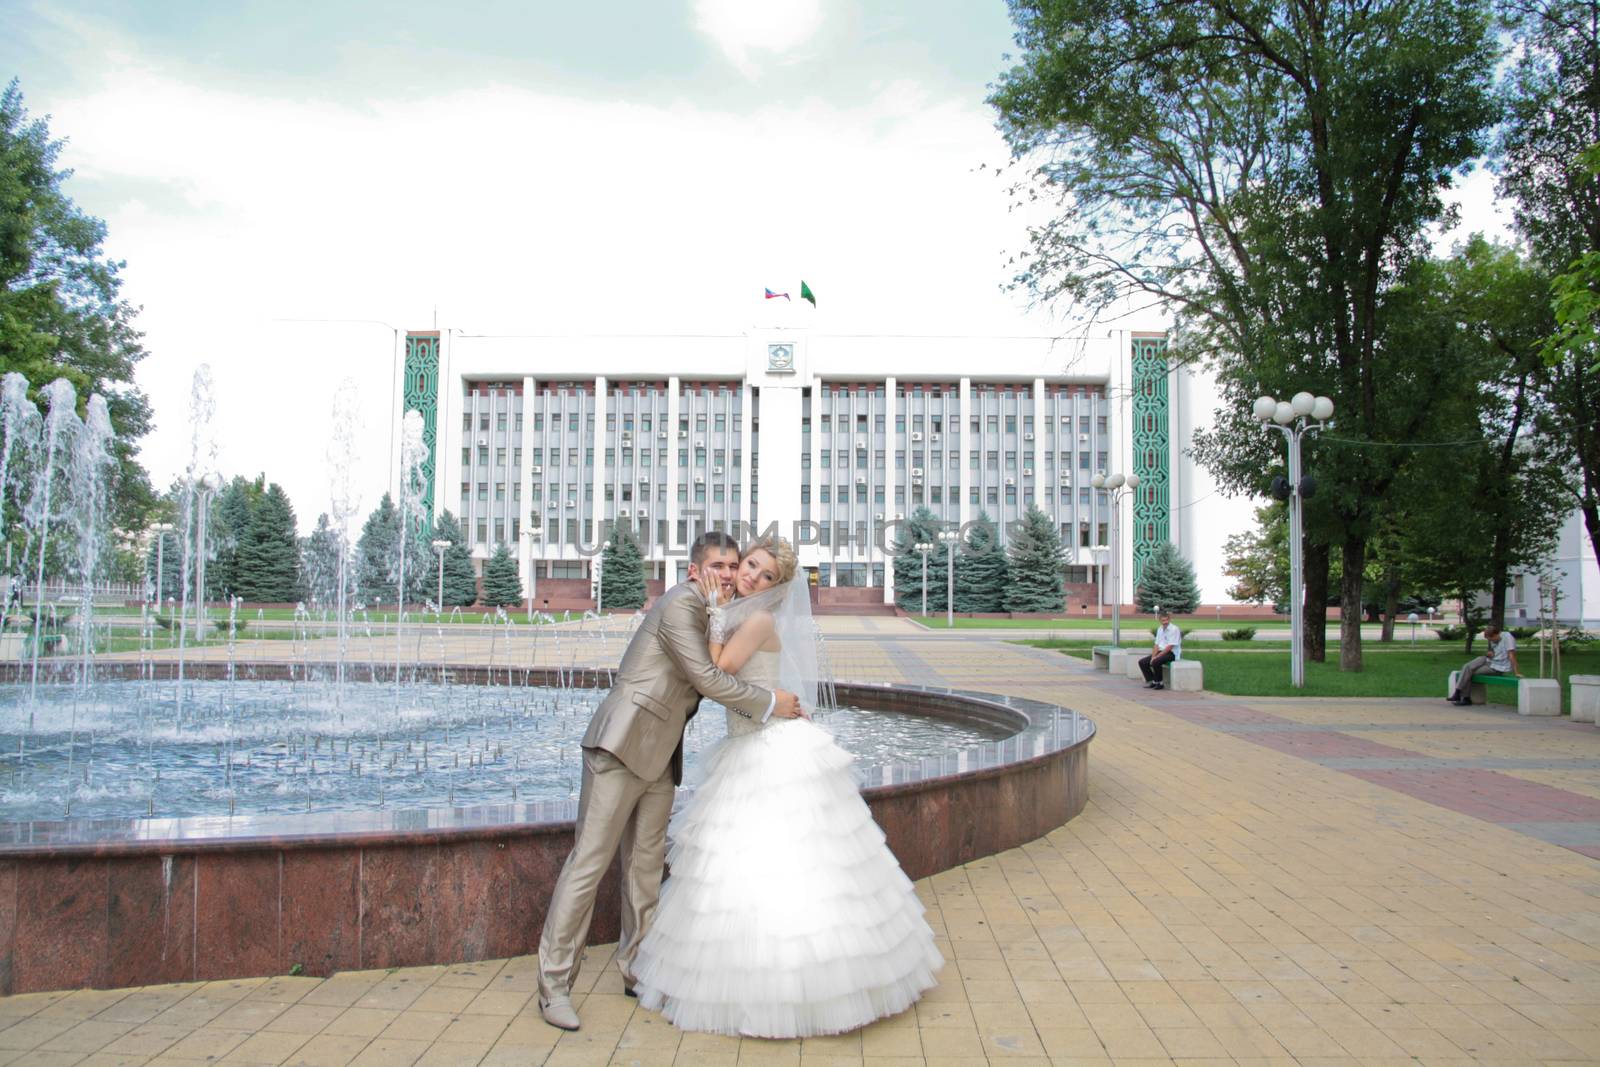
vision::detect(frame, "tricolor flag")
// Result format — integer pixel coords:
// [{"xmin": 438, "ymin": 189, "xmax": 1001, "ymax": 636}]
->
[
  {"xmin": 800, "ymin": 280, "xmax": 816, "ymax": 307},
  {"xmin": 764, "ymin": 288, "xmax": 790, "ymax": 301}
]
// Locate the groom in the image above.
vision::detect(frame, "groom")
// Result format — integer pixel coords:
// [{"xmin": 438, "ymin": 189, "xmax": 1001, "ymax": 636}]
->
[{"xmin": 537, "ymin": 530, "xmax": 803, "ymax": 1030}]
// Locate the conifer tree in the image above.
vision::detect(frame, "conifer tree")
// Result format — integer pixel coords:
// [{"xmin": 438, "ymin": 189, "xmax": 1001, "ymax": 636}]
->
[
  {"xmin": 432, "ymin": 511, "xmax": 479, "ymax": 607},
  {"xmin": 890, "ymin": 507, "xmax": 948, "ymax": 613},
  {"xmin": 1135, "ymin": 541, "xmax": 1201, "ymax": 614},
  {"xmin": 480, "ymin": 544, "xmax": 524, "ymax": 608},
  {"xmin": 954, "ymin": 511, "xmax": 1009, "ymax": 612},
  {"xmin": 599, "ymin": 522, "xmax": 647, "ymax": 610},
  {"xmin": 144, "ymin": 528, "xmax": 181, "ymax": 603},
  {"xmin": 355, "ymin": 494, "xmax": 398, "ymax": 605},
  {"xmin": 299, "ymin": 513, "xmax": 347, "ymax": 608},
  {"xmin": 234, "ymin": 483, "xmax": 301, "ymax": 602},
  {"xmin": 1003, "ymin": 505, "xmax": 1066, "ymax": 613}
]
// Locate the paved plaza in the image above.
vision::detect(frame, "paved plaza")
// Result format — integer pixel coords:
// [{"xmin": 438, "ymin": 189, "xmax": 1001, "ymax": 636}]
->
[{"xmin": 4, "ymin": 626, "xmax": 1599, "ymax": 1065}]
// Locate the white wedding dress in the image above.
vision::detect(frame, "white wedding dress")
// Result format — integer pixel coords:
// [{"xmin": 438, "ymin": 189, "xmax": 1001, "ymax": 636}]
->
[{"xmin": 631, "ymin": 649, "xmax": 942, "ymax": 1038}]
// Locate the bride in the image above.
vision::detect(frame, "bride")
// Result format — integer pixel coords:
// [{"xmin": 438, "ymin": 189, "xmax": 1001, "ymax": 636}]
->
[{"xmin": 629, "ymin": 534, "xmax": 942, "ymax": 1038}]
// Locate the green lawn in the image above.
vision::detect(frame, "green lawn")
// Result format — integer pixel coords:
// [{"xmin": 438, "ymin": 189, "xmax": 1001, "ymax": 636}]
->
[{"xmin": 1036, "ymin": 641, "xmax": 1600, "ymax": 710}]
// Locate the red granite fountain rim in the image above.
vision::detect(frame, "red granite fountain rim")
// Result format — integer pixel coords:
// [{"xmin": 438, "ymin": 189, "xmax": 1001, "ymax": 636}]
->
[{"xmin": 0, "ymin": 670, "xmax": 1093, "ymax": 858}]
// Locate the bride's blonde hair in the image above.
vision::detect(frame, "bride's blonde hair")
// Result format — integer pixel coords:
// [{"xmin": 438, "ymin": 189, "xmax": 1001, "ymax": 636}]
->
[{"xmin": 742, "ymin": 534, "xmax": 797, "ymax": 584}]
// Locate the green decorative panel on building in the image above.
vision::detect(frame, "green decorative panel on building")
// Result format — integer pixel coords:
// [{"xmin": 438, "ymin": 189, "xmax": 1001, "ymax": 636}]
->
[
  {"xmin": 1129, "ymin": 336, "xmax": 1169, "ymax": 587},
  {"xmin": 403, "ymin": 333, "xmax": 440, "ymax": 535}
]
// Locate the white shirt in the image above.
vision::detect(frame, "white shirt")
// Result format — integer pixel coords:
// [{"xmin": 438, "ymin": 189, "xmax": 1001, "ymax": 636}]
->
[
  {"xmin": 1487, "ymin": 632, "xmax": 1516, "ymax": 673},
  {"xmin": 1154, "ymin": 622, "xmax": 1182, "ymax": 659}
]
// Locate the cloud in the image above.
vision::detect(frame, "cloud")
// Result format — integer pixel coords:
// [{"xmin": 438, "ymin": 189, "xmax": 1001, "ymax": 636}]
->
[
  {"xmin": 34, "ymin": 60, "xmax": 1055, "ymax": 531},
  {"xmin": 692, "ymin": 0, "xmax": 824, "ymax": 78}
]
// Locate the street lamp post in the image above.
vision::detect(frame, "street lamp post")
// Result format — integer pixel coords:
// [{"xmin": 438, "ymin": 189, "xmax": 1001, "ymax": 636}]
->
[
  {"xmin": 149, "ymin": 523, "xmax": 173, "ymax": 609},
  {"xmin": 431, "ymin": 540, "xmax": 450, "ymax": 613},
  {"xmin": 1090, "ymin": 470, "xmax": 1140, "ymax": 649},
  {"xmin": 192, "ymin": 473, "xmax": 221, "ymax": 642},
  {"xmin": 938, "ymin": 529, "xmax": 958, "ymax": 629},
  {"xmin": 915, "ymin": 542, "xmax": 933, "ymax": 617},
  {"xmin": 594, "ymin": 540, "xmax": 610, "ymax": 614},
  {"xmin": 1252, "ymin": 392, "xmax": 1334, "ymax": 688}
]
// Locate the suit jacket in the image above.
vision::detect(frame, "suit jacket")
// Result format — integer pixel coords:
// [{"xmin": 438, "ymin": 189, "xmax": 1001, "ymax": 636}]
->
[{"xmin": 580, "ymin": 581, "xmax": 772, "ymax": 785}]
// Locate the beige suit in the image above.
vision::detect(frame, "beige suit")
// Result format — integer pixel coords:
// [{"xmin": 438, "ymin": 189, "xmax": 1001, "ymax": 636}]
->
[{"xmin": 538, "ymin": 581, "xmax": 772, "ymax": 1001}]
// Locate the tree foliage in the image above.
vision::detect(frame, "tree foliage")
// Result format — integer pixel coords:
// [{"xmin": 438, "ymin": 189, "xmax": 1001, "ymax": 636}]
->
[
  {"xmin": 890, "ymin": 507, "xmax": 949, "ymax": 613},
  {"xmin": 992, "ymin": 0, "xmax": 1500, "ymax": 670},
  {"xmin": 1003, "ymin": 505, "xmax": 1066, "ymax": 613},
  {"xmin": 953, "ymin": 512, "xmax": 1009, "ymax": 612},
  {"xmin": 1136, "ymin": 541, "xmax": 1201, "ymax": 614},
  {"xmin": 599, "ymin": 522, "xmax": 647, "ymax": 610},
  {"xmin": 431, "ymin": 510, "xmax": 479, "ymax": 607},
  {"xmin": 0, "ymin": 80, "xmax": 154, "ymax": 534},
  {"xmin": 1222, "ymin": 503, "xmax": 1289, "ymax": 606},
  {"xmin": 299, "ymin": 513, "xmax": 347, "ymax": 608},
  {"xmin": 479, "ymin": 544, "xmax": 524, "ymax": 609}
]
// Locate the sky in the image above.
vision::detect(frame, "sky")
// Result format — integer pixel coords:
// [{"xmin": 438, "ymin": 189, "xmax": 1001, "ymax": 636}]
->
[{"xmin": 1, "ymin": 0, "xmax": 1513, "ymax": 549}]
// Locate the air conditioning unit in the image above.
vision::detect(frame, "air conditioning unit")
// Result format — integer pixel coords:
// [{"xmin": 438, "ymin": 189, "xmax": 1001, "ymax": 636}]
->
[
  {"xmin": 894, "ymin": 512, "xmax": 904, "ymax": 520},
  {"xmin": 911, "ymin": 431, "xmax": 923, "ymax": 442},
  {"xmin": 713, "ymin": 465, "xmax": 725, "ymax": 475},
  {"xmin": 548, "ymin": 501, "xmax": 558, "ymax": 509},
  {"xmin": 658, "ymin": 431, "xmax": 668, "ymax": 439},
  {"xmin": 678, "ymin": 430, "xmax": 688, "ymax": 439},
  {"xmin": 1079, "ymin": 433, "xmax": 1090, "ymax": 443},
  {"xmin": 477, "ymin": 436, "xmax": 488, "ymax": 446},
  {"xmin": 856, "ymin": 437, "xmax": 866, "ymax": 449},
  {"xmin": 619, "ymin": 508, "xmax": 630, "ymax": 517},
  {"xmin": 856, "ymin": 475, "xmax": 866, "ymax": 484},
  {"xmin": 694, "ymin": 474, "xmax": 705, "ymax": 483},
  {"xmin": 1005, "ymin": 477, "xmax": 1016, "ymax": 486},
  {"xmin": 621, "ymin": 432, "xmax": 632, "ymax": 440},
  {"xmin": 696, "ymin": 439, "xmax": 706, "ymax": 447},
  {"xmin": 532, "ymin": 465, "xmax": 543, "ymax": 475},
  {"xmin": 911, "ymin": 468, "xmax": 923, "ymax": 477},
  {"xmin": 638, "ymin": 475, "xmax": 650, "ymax": 483},
  {"xmin": 638, "ymin": 507, "xmax": 648, "ymax": 517},
  {"xmin": 874, "ymin": 512, "xmax": 884, "ymax": 520},
  {"xmin": 1023, "ymin": 468, "xmax": 1034, "ymax": 477},
  {"xmin": 564, "ymin": 500, "xmax": 575, "ymax": 508},
  {"xmin": 1024, "ymin": 432, "xmax": 1034, "ymax": 441}
]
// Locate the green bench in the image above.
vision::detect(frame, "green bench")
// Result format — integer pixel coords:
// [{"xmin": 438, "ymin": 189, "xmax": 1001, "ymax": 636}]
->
[{"xmin": 1450, "ymin": 670, "xmax": 1518, "ymax": 705}]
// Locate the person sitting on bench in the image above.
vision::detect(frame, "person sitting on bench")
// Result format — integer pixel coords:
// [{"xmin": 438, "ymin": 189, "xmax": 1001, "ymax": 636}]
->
[
  {"xmin": 1140, "ymin": 610, "xmax": 1182, "ymax": 690},
  {"xmin": 1448, "ymin": 624, "xmax": 1519, "ymax": 705}
]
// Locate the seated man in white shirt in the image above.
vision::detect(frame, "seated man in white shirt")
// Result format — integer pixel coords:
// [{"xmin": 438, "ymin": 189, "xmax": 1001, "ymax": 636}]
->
[
  {"xmin": 1140, "ymin": 610, "xmax": 1183, "ymax": 690},
  {"xmin": 1448, "ymin": 624, "xmax": 1520, "ymax": 705}
]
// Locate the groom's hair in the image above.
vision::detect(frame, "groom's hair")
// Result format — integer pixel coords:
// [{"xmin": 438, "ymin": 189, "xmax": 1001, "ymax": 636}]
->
[{"xmin": 689, "ymin": 530, "xmax": 739, "ymax": 565}]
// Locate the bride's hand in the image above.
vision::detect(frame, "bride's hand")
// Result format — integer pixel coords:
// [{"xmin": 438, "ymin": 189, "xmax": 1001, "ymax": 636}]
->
[{"xmin": 696, "ymin": 569, "xmax": 723, "ymax": 607}]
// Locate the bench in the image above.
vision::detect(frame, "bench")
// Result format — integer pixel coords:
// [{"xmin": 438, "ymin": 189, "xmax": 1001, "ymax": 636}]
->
[
  {"xmin": 1163, "ymin": 659, "xmax": 1203, "ymax": 692},
  {"xmin": 1447, "ymin": 670, "xmax": 1560, "ymax": 716},
  {"xmin": 1448, "ymin": 670, "xmax": 1519, "ymax": 706},
  {"xmin": 1091, "ymin": 645, "xmax": 1115, "ymax": 671},
  {"xmin": 1572, "ymin": 675, "xmax": 1600, "ymax": 725}
]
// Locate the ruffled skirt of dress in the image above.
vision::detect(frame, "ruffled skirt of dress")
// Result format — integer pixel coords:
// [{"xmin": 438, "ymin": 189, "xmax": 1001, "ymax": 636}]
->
[{"xmin": 631, "ymin": 718, "xmax": 943, "ymax": 1038}]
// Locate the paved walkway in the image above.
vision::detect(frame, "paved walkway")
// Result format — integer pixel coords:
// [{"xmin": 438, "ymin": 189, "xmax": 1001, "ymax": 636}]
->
[{"xmin": 4, "ymin": 636, "xmax": 1599, "ymax": 1065}]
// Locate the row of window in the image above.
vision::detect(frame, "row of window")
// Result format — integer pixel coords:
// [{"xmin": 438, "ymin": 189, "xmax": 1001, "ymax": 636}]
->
[{"xmin": 806, "ymin": 414, "xmax": 1108, "ymax": 436}]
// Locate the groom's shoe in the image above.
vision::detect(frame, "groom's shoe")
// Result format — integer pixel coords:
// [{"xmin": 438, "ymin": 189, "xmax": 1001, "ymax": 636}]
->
[
  {"xmin": 623, "ymin": 984, "xmax": 637, "ymax": 999},
  {"xmin": 539, "ymin": 995, "xmax": 580, "ymax": 1031}
]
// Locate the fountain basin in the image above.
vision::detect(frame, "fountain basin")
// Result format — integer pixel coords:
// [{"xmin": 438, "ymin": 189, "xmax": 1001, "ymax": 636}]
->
[{"xmin": 0, "ymin": 666, "xmax": 1093, "ymax": 995}]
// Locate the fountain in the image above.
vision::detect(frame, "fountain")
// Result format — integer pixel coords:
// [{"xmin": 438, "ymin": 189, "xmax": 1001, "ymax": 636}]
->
[{"xmin": 0, "ymin": 379, "xmax": 1096, "ymax": 995}]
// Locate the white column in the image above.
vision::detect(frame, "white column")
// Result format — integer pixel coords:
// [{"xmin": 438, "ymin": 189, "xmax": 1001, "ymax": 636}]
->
[
  {"xmin": 1032, "ymin": 376, "xmax": 1046, "ymax": 531},
  {"xmin": 666, "ymin": 376, "xmax": 681, "ymax": 558},
  {"xmin": 958, "ymin": 377, "xmax": 972, "ymax": 529},
  {"xmin": 591, "ymin": 376, "xmax": 607, "ymax": 565},
  {"xmin": 434, "ymin": 331, "xmax": 456, "ymax": 520},
  {"xmin": 739, "ymin": 382, "xmax": 755, "ymax": 530},
  {"xmin": 881, "ymin": 376, "xmax": 896, "ymax": 604},
  {"xmin": 520, "ymin": 375, "xmax": 536, "ymax": 599}
]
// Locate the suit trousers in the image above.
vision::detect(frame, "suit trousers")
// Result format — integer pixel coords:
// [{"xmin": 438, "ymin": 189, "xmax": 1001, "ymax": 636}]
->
[
  {"xmin": 1139, "ymin": 649, "xmax": 1176, "ymax": 684},
  {"xmin": 538, "ymin": 747, "xmax": 675, "ymax": 1001},
  {"xmin": 1452, "ymin": 656, "xmax": 1509, "ymax": 700}
]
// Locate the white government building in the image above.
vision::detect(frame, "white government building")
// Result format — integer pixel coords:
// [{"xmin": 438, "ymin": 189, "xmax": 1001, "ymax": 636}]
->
[{"xmin": 388, "ymin": 321, "xmax": 1599, "ymax": 625}]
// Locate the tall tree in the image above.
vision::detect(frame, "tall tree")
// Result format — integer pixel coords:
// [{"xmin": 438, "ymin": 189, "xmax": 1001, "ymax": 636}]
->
[
  {"xmin": 432, "ymin": 510, "xmax": 479, "ymax": 607},
  {"xmin": 599, "ymin": 522, "xmax": 647, "ymax": 610},
  {"xmin": 0, "ymin": 80, "xmax": 155, "ymax": 534},
  {"xmin": 1222, "ymin": 503, "xmax": 1290, "ymax": 607},
  {"xmin": 480, "ymin": 544, "xmax": 524, "ymax": 609},
  {"xmin": 1136, "ymin": 542, "xmax": 1202, "ymax": 614},
  {"xmin": 299, "ymin": 513, "xmax": 347, "ymax": 608},
  {"xmin": 234, "ymin": 483, "xmax": 301, "ymax": 603},
  {"xmin": 954, "ymin": 512, "xmax": 1009, "ymax": 612},
  {"xmin": 890, "ymin": 507, "xmax": 949, "ymax": 613},
  {"xmin": 206, "ymin": 475, "xmax": 262, "ymax": 601},
  {"xmin": 991, "ymin": 0, "xmax": 1501, "ymax": 670},
  {"xmin": 1004, "ymin": 505, "xmax": 1066, "ymax": 613},
  {"xmin": 144, "ymin": 527, "xmax": 181, "ymax": 603},
  {"xmin": 355, "ymin": 494, "xmax": 398, "ymax": 606}
]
